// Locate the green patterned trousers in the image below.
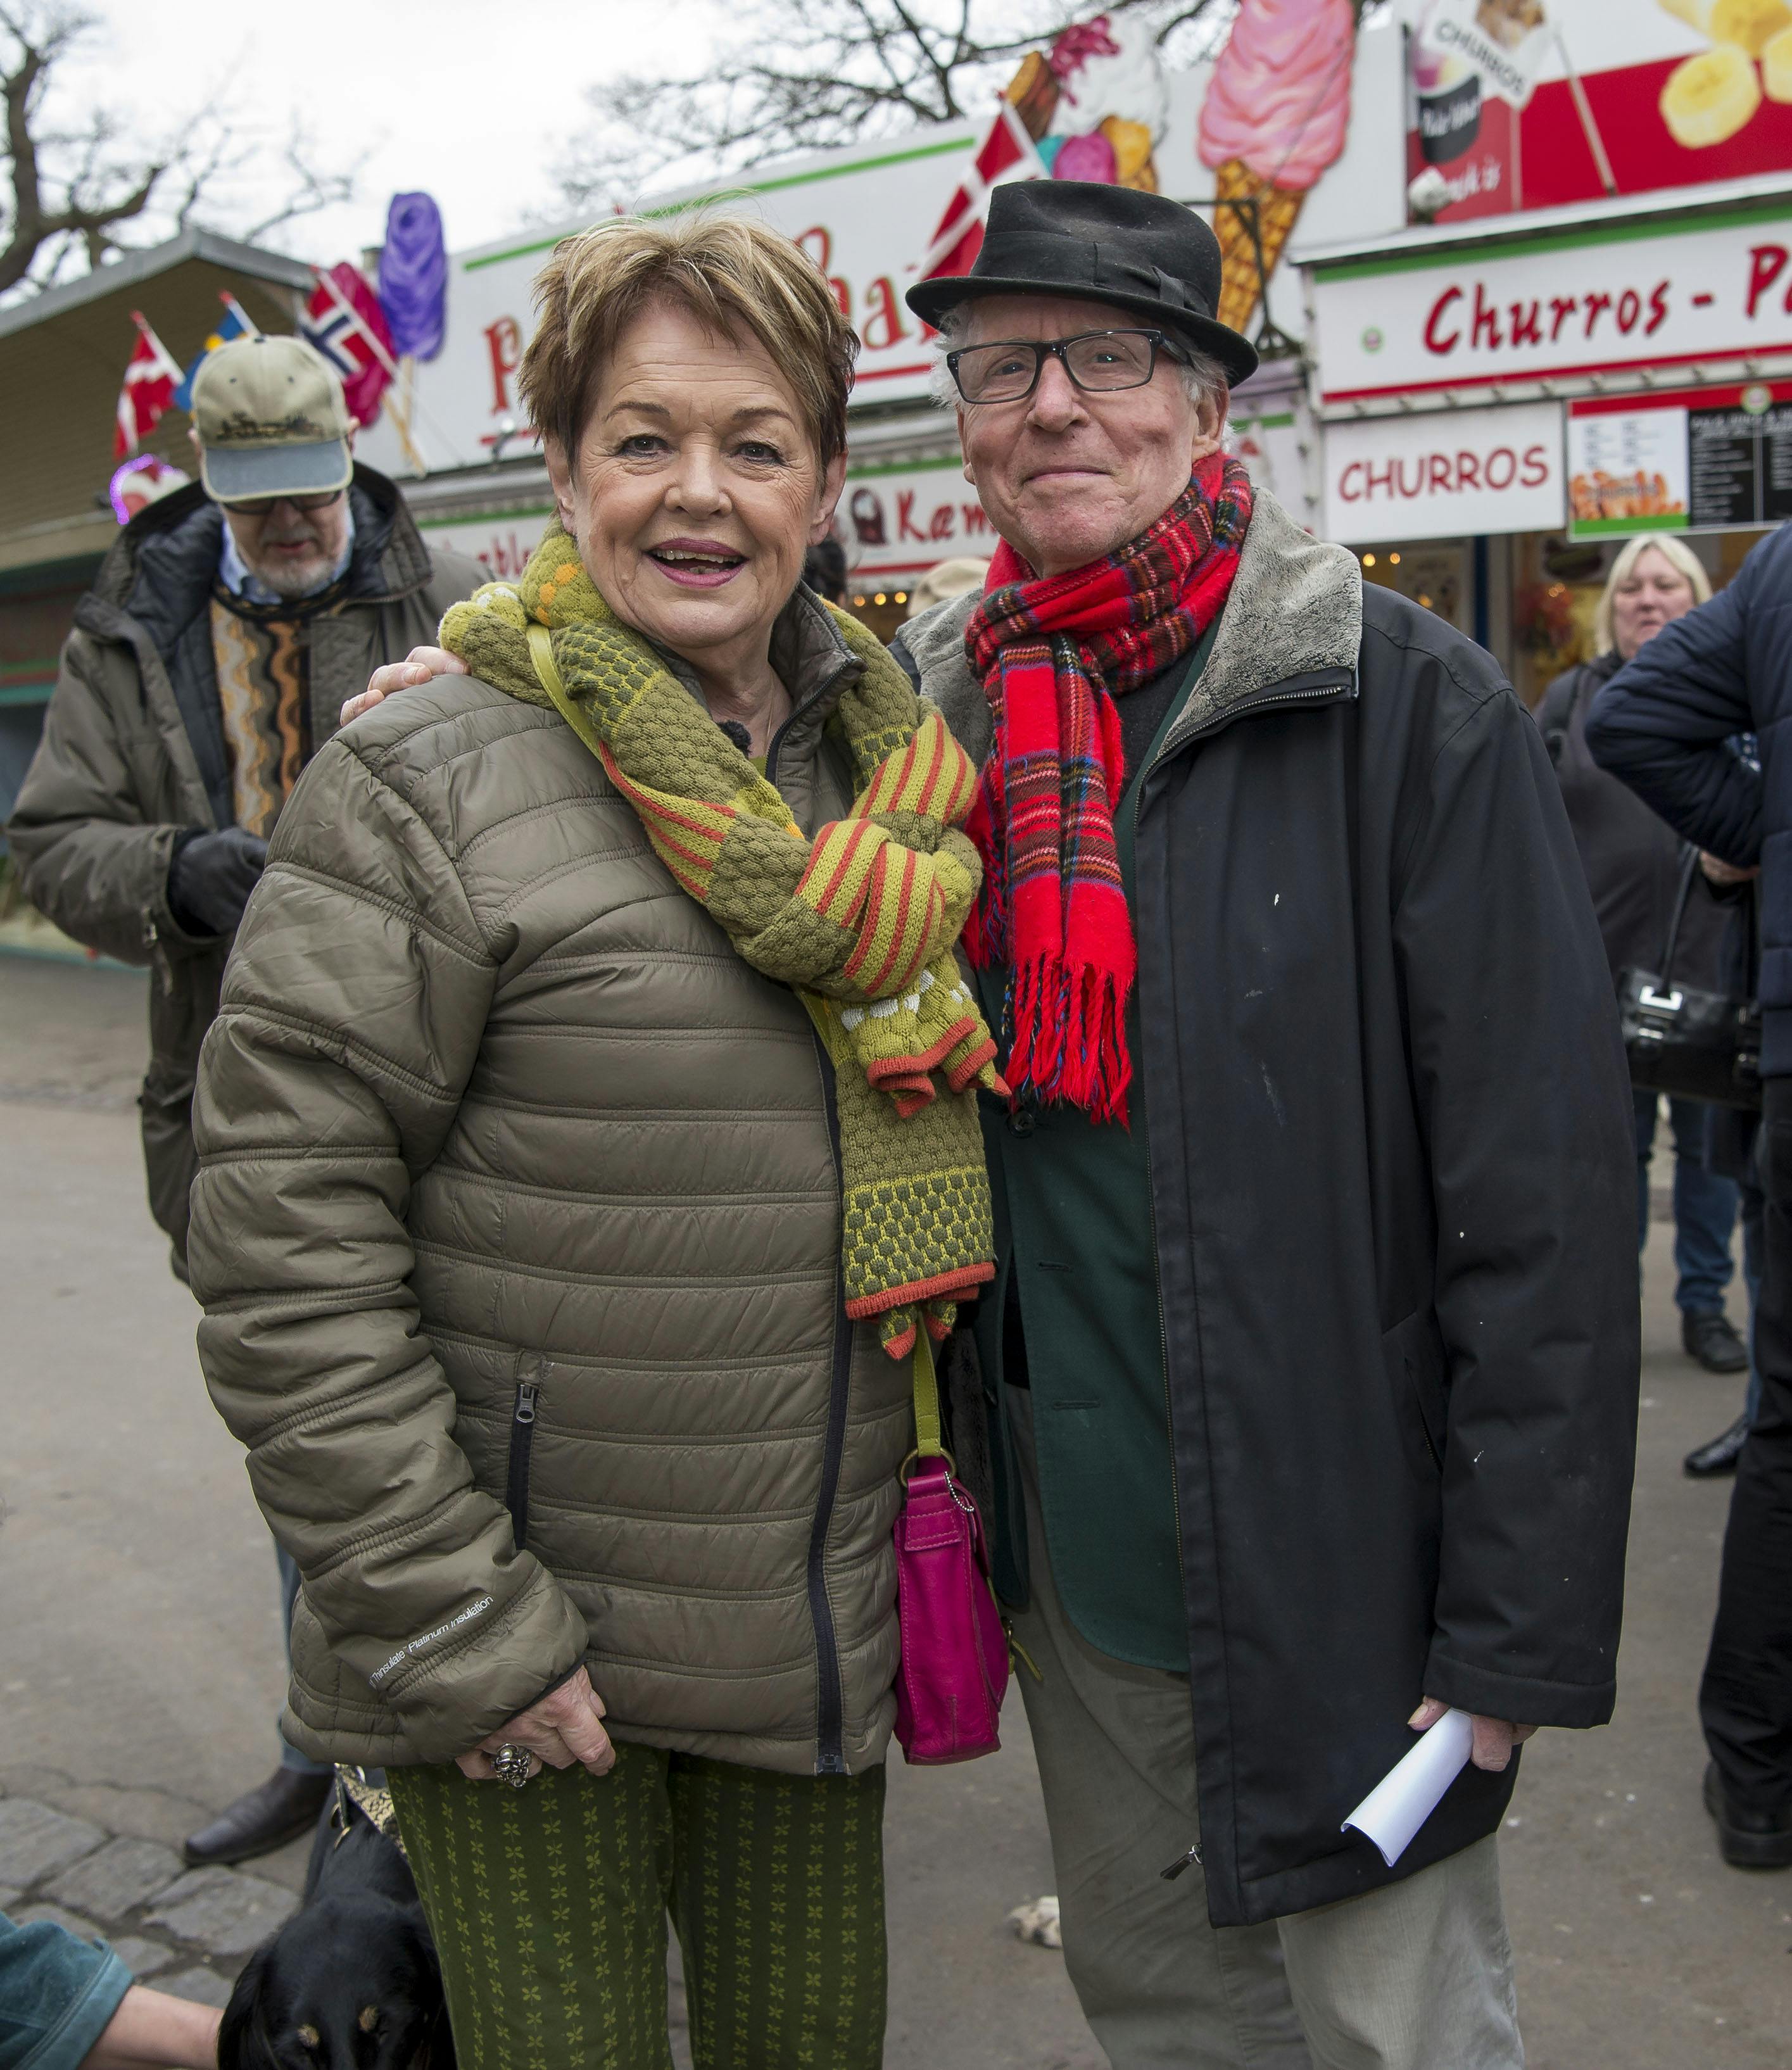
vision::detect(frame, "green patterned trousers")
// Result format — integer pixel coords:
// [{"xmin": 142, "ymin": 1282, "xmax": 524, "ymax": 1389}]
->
[{"xmin": 387, "ymin": 1744, "xmax": 887, "ymax": 2069}]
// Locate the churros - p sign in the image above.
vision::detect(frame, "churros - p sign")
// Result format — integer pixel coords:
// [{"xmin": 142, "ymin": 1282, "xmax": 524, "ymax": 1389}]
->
[{"xmin": 1312, "ymin": 207, "xmax": 1792, "ymax": 407}]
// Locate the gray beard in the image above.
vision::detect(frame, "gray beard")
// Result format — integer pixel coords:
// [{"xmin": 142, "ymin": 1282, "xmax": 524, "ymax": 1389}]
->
[{"xmin": 241, "ymin": 548, "xmax": 337, "ymax": 601}]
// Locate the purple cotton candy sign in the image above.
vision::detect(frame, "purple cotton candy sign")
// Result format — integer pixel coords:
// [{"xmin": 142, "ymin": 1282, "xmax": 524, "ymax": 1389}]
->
[{"xmin": 377, "ymin": 192, "xmax": 447, "ymax": 362}]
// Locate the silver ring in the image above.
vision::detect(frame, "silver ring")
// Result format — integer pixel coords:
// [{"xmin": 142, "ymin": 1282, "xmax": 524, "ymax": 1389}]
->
[{"xmin": 489, "ymin": 1743, "xmax": 534, "ymax": 1789}]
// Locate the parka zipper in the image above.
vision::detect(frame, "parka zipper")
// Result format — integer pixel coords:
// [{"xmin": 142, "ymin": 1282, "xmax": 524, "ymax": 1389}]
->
[
  {"xmin": 767, "ymin": 717, "xmax": 851, "ymax": 1779},
  {"xmin": 505, "ymin": 1372, "xmax": 541, "ymax": 1553},
  {"xmin": 1136, "ymin": 665, "xmax": 1358, "ymax": 1891}
]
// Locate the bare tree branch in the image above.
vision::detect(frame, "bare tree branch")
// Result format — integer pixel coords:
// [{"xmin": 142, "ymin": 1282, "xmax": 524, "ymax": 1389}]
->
[
  {"xmin": 0, "ymin": 3, "xmax": 360, "ymax": 302},
  {"xmin": 242, "ymin": 124, "xmax": 364, "ymax": 244},
  {"xmin": 555, "ymin": 0, "xmax": 1230, "ymax": 215}
]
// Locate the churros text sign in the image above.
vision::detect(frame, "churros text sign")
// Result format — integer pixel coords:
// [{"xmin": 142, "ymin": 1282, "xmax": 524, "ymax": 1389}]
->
[
  {"xmin": 1312, "ymin": 205, "xmax": 1792, "ymax": 405},
  {"xmin": 1323, "ymin": 401, "xmax": 1565, "ymax": 543}
]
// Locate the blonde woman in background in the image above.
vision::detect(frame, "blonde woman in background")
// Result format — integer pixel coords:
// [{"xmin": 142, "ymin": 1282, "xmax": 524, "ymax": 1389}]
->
[{"xmin": 1534, "ymin": 536, "xmax": 1755, "ymax": 1403}]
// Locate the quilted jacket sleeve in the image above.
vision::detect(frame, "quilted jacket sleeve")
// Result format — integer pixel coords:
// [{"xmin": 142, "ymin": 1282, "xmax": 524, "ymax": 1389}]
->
[
  {"xmin": 6, "ymin": 633, "xmax": 209, "ymax": 968},
  {"xmin": 187, "ymin": 730, "xmax": 589, "ymax": 1764}
]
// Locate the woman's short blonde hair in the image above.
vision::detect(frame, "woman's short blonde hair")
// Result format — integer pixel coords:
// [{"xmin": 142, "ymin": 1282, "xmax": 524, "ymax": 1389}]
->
[
  {"xmin": 519, "ymin": 210, "xmax": 858, "ymax": 473},
  {"xmin": 1594, "ymin": 533, "xmax": 1712, "ymax": 655}
]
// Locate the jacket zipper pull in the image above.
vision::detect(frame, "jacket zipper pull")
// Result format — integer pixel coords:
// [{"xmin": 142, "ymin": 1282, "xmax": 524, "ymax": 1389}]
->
[
  {"xmin": 1160, "ymin": 1838, "xmax": 1203, "ymax": 1881},
  {"xmin": 514, "ymin": 1379, "xmax": 538, "ymax": 1426}
]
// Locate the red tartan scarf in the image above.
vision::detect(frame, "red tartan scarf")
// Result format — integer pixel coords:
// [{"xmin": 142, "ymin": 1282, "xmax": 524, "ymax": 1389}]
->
[{"xmin": 962, "ymin": 454, "xmax": 1254, "ymax": 1123}]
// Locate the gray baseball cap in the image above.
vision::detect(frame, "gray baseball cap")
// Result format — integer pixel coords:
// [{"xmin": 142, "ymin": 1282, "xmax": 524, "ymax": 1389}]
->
[{"xmin": 192, "ymin": 334, "xmax": 353, "ymax": 503}]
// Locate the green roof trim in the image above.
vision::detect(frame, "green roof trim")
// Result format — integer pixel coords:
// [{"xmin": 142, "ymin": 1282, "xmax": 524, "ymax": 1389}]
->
[
  {"xmin": 415, "ymin": 507, "xmax": 555, "ymax": 530},
  {"xmin": 465, "ymin": 133, "xmax": 977, "ymax": 272},
  {"xmin": 1311, "ymin": 197, "xmax": 1792, "ymax": 283},
  {"xmin": 846, "ymin": 453, "xmax": 964, "ymax": 481}
]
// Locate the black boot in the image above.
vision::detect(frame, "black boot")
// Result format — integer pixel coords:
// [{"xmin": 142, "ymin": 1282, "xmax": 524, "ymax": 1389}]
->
[
  {"xmin": 1684, "ymin": 1413, "xmax": 1751, "ymax": 1477},
  {"xmin": 1682, "ymin": 1311, "xmax": 1750, "ymax": 1373},
  {"xmin": 183, "ymin": 1765, "xmax": 332, "ymax": 1867},
  {"xmin": 1704, "ymin": 1762, "xmax": 1792, "ymax": 1869}
]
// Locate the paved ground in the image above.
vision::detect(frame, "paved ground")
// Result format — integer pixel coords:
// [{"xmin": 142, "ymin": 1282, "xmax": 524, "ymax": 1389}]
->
[{"xmin": 3, "ymin": 949, "xmax": 1788, "ymax": 2064}]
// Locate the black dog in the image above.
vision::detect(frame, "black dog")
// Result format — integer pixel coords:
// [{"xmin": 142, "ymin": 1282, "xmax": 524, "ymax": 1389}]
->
[{"xmin": 218, "ymin": 1790, "xmax": 455, "ymax": 2070}]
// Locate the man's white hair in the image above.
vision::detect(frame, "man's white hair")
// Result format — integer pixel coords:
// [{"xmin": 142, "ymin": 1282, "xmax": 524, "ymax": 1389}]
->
[{"xmin": 926, "ymin": 301, "xmax": 1230, "ymax": 421}]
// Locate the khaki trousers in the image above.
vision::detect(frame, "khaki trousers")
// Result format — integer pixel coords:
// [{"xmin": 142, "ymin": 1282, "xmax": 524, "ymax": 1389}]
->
[{"xmin": 1006, "ymin": 1388, "xmax": 1525, "ymax": 2070}]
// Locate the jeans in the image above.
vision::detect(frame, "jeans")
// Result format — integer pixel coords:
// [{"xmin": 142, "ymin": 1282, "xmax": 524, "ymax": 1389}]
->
[
  {"xmin": 1635, "ymin": 1091, "xmax": 1741, "ymax": 1315},
  {"xmin": 1700, "ymin": 1078, "xmax": 1792, "ymax": 1812},
  {"xmin": 275, "ymin": 1543, "xmax": 334, "ymax": 1778}
]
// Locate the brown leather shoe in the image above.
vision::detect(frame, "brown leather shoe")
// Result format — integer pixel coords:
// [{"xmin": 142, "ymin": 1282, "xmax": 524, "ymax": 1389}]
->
[{"xmin": 182, "ymin": 1765, "xmax": 331, "ymax": 1866}]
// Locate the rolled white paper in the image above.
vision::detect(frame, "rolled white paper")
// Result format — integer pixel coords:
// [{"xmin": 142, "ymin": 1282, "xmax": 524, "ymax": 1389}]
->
[{"xmin": 1341, "ymin": 1708, "xmax": 1474, "ymax": 1867}]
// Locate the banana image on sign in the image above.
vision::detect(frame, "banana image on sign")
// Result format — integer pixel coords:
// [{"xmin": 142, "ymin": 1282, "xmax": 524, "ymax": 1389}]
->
[{"xmin": 1660, "ymin": 0, "xmax": 1792, "ymax": 146}]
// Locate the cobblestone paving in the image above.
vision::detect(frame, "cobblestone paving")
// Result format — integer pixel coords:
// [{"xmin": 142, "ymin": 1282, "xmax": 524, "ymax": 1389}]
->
[{"xmin": 0, "ymin": 1788, "xmax": 296, "ymax": 2008}]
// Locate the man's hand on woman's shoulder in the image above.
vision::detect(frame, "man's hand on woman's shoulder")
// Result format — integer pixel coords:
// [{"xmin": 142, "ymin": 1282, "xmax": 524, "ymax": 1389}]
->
[{"xmin": 340, "ymin": 646, "xmax": 467, "ymax": 728}]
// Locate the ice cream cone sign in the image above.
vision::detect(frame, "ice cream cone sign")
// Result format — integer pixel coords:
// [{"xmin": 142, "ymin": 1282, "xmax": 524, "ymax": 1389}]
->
[
  {"xmin": 1197, "ymin": 0, "xmax": 1356, "ymax": 336},
  {"xmin": 1004, "ymin": 15, "xmax": 1172, "ymax": 190}
]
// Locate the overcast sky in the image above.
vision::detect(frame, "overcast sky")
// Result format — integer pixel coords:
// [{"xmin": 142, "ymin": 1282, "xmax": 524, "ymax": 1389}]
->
[{"xmin": 64, "ymin": 0, "xmax": 722, "ymax": 268}]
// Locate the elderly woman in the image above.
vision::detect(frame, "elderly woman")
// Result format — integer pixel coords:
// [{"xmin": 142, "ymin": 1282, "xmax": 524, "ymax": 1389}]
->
[{"xmin": 188, "ymin": 213, "xmax": 1002, "ymax": 2069}]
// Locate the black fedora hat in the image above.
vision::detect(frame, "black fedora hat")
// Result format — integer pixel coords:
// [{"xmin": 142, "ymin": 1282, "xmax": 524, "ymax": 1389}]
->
[{"xmin": 907, "ymin": 180, "xmax": 1258, "ymax": 389}]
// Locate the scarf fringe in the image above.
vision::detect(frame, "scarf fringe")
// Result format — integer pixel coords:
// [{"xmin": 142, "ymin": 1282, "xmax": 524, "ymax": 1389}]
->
[
  {"xmin": 963, "ymin": 460, "xmax": 1252, "ymax": 1125},
  {"xmin": 1006, "ymin": 957, "xmax": 1134, "ymax": 1127}
]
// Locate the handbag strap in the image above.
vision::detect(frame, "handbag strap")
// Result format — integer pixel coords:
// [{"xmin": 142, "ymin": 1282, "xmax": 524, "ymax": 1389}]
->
[
  {"xmin": 528, "ymin": 624, "xmax": 607, "ymax": 757},
  {"xmin": 912, "ymin": 1330, "xmax": 945, "ymax": 1461},
  {"xmin": 1656, "ymin": 845, "xmax": 1700, "ymax": 983}
]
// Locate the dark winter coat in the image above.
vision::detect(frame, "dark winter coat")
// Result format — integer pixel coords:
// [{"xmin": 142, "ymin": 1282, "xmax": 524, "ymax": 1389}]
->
[
  {"xmin": 5, "ymin": 469, "xmax": 481, "ymax": 1270},
  {"xmin": 1536, "ymin": 650, "xmax": 1728, "ymax": 993},
  {"xmin": 1584, "ymin": 524, "xmax": 1792, "ymax": 1076},
  {"xmin": 900, "ymin": 489, "xmax": 1639, "ymax": 1927}
]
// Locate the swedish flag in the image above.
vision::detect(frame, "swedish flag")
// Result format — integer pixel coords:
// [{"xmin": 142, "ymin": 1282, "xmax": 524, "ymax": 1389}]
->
[{"xmin": 173, "ymin": 296, "xmax": 256, "ymax": 413}]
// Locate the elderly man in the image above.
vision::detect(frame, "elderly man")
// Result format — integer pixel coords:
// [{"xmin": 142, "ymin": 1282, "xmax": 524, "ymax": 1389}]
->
[
  {"xmin": 7, "ymin": 334, "xmax": 480, "ymax": 1869},
  {"xmin": 350, "ymin": 184, "xmax": 1637, "ymax": 2068},
  {"xmin": 892, "ymin": 182, "xmax": 1637, "ymax": 2068}
]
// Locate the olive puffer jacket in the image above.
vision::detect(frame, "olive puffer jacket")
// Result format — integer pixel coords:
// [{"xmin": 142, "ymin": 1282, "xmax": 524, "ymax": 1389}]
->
[{"xmin": 187, "ymin": 592, "xmax": 912, "ymax": 1775}]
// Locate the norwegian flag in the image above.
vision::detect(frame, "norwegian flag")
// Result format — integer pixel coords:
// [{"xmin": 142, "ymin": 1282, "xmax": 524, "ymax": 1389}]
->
[
  {"xmin": 300, "ymin": 263, "xmax": 397, "ymax": 427},
  {"xmin": 114, "ymin": 312, "xmax": 184, "ymax": 460},
  {"xmin": 916, "ymin": 101, "xmax": 1045, "ymax": 286}
]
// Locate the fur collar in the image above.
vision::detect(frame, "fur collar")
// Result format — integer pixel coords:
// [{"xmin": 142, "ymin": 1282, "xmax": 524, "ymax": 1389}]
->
[{"xmin": 904, "ymin": 487, "xmax": 1361, "ymax": 764}]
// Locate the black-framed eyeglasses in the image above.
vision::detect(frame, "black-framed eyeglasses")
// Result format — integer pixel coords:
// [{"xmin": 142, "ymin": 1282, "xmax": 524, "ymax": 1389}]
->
[
  {"xmin": 218, "ymin": 490, "xmax": 344, "ymax": 515},
  {"xmin": 945, "ymin": 329, "xmax": 1184, "ymax": 405}
]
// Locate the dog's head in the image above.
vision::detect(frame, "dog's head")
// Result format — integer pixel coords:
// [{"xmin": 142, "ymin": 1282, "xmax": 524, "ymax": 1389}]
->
[{"xmin": 218, "ymin": 1893, "xmax": 453, "ymax": 2070}]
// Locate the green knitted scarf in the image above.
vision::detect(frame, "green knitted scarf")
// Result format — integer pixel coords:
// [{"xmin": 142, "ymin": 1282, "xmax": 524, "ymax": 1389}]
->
[{"xmin": 439, "ymin": 523, "xmax": 1000, "ymax": 1360}]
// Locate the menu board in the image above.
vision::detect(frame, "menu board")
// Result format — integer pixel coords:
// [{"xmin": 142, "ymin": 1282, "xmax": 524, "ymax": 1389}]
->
[
  {"xmin": 1568, "ymin": 384, "xmax": 1792, "ymax": 539},
  {"xmin": 1688, "ymin": 403, "xmax": 1792, "ymax": 532}
]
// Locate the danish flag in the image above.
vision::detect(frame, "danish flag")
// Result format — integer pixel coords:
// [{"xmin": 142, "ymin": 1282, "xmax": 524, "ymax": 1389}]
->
[
  {"xmin": 916, "ymin": 100, "xmax": 1046, "ymax": 286},
  {"xmin": 113, "ymin": 312, "xmax": 184, "ymax": 459}
]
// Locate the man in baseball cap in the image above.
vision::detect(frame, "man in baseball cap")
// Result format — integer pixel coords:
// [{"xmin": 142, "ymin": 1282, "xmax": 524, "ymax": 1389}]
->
[
  {"xmin": 192, "ymin": 332, "xmax": 355, "ymax": 505},
  {"xmin": 8, "ymin": 331, "xmax": 483, "ymax": 1870}
]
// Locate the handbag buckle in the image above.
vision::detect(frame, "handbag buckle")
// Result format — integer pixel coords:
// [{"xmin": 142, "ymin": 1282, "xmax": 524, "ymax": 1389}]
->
[{"xmin": 1638, "ymin": 985, "xmax": 1683, "ymax": 1014}]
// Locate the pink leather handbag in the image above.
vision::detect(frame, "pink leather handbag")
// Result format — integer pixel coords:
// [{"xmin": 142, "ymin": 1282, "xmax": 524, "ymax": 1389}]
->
[{"xmin": 892, "ymin": 1331, "xmax": 1010, "ymax": 1765}]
